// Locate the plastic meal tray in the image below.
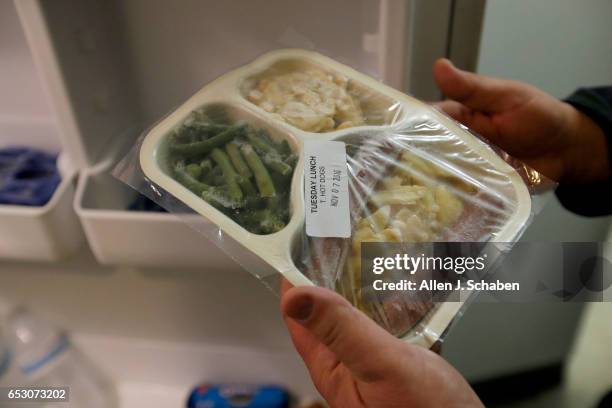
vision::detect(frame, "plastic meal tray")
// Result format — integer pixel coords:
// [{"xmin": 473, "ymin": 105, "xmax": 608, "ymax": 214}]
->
[{"xmin": 139, "ymin": 49, "xmax": 532, "ymax": 347}]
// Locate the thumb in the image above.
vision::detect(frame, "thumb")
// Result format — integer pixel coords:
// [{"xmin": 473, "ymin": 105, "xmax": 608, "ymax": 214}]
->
[
  {"xmin": 281, "ymin": 286, "xmax": 409, "ymax": 382},
  {"xmin": 433, "ymin": 58, "xmax": 526, "ymax": 113}
]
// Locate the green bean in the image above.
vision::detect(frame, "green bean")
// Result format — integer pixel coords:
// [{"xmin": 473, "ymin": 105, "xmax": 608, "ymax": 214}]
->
[
  {"xmin": 236, "ymin": 209, "xmax": 285, "ymax": 234},
  {"xmin": 244, "ymin": 196, "xmax": 267, "ymax": 210},
  {"xmin": 266, "ymin": 192, "xmax": 287, "ymax": 211},
  {"xmin": 185, "ymin": 163, "xmax": 202, "ymax": 179},
  {"xmin": 270, "ymin": 171, "xmax": 291, "ymax": 192},
  {"xmin": 246, "ymin": 128, "xmax": 282, "ymax": 157},
  {"xmin": 197, "ymin": 124, "xmax": 231, "ymax": 140},
  {"xmin": 261, "ymin": 153, "xmax": 293, "ymax": 176},
  {"xmin": 225, "ymin": 141, "xmax": 252, "ymax": 179},
  {"xmin": 259, "ymin": 216, "xmax": 285, "ymax": 234},
  {"xmin": 212, "ymin": 166, "xmax": 225, "ymax": 186},
  {"xmin": 202, "ymin": 188, "xmax": 241, "ymax": 210},
  {"xmin": 266, "ymin": 194, "xmax": 290, "ymax": 228},
  {"xmin": 179, "ymin": 123, "xmax": 230, "ymax": 142},
  {"xmin": 262, "ymin": 130, "xmax": 293, "ymax": 159},
  {"xmin": 169, "ymin": 122, "xmax": 246, "ymax": 158},
  {"xmin": 284, "ymin": 154, "xmax": 298, "ymax": 168},
  {"xmin": 256, "ymin": 210, "xmax": 285, "ymax": 233},
  {"xmin": 278, "ymin": 139, "xmax": 292, "ymax": 156},
  {"xmin": 202, "ymin": 164, "xmax": 221, "ymax": 186},
  {"xmin": 199, "ymin": 159, "xmax": 213, "ymax": 173},
  {"xmin": 210, "ymin": 148, "xmax": 243, "ymax": 202},
  {"xmin": 259, "ymin": 128, "xmax": 278, "ymax": 146},
  {"xmin": 240, "ymin": 143, "xmax": 276, "ymax": 198},
  {"xmin": 172, "ymin": 161, "xmax": 211, "ymax": 196},
  {"xmin": 245, "ymin": 129, "xmax": 293, "ymax": 175},
  {"xmin": 237, "ymin": 175, "xmax": 257, "ymax": 197},
  {"xmin": 199, "ymin": 123, "xmax": 230, "ymax": 133}
]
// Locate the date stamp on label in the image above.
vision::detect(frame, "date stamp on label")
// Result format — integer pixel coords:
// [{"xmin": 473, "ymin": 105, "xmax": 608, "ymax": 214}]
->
[{"xmin": 0, "ymin": 387, "xmax": 69, "ymax": 402}]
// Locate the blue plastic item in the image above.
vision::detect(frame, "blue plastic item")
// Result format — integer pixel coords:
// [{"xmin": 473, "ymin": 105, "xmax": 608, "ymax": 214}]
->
[
  {"xmin": 187, "ymin": 384, "xmax": 290, "ymax": 408},
  {"xmin": 0, "ymin": 147, "xmax": 61, "ymax": 206}
]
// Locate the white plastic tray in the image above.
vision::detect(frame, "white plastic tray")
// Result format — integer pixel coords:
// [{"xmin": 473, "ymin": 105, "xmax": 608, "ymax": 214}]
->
[
  {"xmin": 139, "ymin": 49, "xmax": 532, "ymax": 347},
  {"xmin": 75, "ymin": 157, "xmax": 232, "ymax": 269}
]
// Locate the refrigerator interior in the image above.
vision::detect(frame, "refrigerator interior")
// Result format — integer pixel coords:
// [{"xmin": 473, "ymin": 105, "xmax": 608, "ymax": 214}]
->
[{"xmin": 1, "ymin": 0, "xmax": 415, "ymax": 405}]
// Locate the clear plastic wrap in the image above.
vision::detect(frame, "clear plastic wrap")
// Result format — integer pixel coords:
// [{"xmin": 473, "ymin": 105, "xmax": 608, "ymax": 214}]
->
[{"xmin": 114, "ymin": 49, "xmax": 554, "ymax": 348}]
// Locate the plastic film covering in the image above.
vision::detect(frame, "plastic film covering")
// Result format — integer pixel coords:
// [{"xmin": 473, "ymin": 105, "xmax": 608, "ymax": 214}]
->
[{"xmin": 114, "ymin": 49, "xmax": 554, "ymax": 348}]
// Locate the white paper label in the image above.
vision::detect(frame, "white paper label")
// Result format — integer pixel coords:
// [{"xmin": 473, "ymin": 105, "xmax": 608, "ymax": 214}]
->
[{"xmin": 303, "ymin": 141, "xmax": 351, "ymax": 238}]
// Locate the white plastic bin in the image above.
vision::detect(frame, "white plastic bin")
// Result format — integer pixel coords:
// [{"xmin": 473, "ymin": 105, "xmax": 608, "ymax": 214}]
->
[
  {"xmin": 0, "ymin": 141, "xmax": 84, "ymax": 261},
  {"xmin": 75, "ymin": 157, "xmax": 232, "ymax": 269}
]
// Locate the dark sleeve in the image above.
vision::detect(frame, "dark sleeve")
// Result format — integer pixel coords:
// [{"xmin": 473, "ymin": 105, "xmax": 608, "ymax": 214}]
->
[{"xmin": 554, "ymin": 86, "xmax": 612, "ymax": 217}]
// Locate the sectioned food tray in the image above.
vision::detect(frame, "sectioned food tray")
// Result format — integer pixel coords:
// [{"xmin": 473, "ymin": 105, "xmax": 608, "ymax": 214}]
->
[{"xmin": 137, "ymin": 49, "xmax": 532, "ymax": 347}]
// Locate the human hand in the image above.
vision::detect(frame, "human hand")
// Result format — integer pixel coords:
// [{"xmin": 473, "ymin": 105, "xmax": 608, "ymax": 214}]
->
[
  {"xmin": 433, "ymin": 59, "xmax": 611, "ymax": 183},
  {"xmin": 280, "ymin": 280, "xmax": 483, "ymax": 408}
]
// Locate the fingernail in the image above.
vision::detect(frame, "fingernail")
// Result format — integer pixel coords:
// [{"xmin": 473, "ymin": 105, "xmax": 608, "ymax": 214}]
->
[{"xmin": 287, "ymin": 294, "xmax": 314, "ymax": 322}]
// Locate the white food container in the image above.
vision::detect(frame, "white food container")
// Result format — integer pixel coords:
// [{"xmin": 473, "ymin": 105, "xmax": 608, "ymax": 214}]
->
[{"xmin": 138, "ymin": 49, "xmax": 532, "ymax": 347}]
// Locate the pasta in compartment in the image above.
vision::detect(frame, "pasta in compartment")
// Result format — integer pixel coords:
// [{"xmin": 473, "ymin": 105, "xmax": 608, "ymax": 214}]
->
[{"xmin": 339, "ymin": 146, "xmax": 475, "ymax": 336}]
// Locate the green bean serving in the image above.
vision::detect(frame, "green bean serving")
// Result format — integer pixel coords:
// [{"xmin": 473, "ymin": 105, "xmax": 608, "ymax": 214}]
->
[{"xmin": 165, "ymin": 107, "xmax": 296, "ymax": 234}]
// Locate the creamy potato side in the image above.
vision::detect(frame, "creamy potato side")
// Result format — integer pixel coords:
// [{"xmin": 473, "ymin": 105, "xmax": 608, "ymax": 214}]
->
[{"xmin": 247, "ymin": 68, "xmax": 366, "ymax": 132}]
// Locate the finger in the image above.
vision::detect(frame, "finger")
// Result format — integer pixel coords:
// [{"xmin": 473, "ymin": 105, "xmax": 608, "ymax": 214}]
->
[
  {"xmin": 281, "ymin": 285, "xmax": 407, "ymax": 382},
  {"xmin": 434, "ymin": 100, "xmax": 501, "ymax": 142},
  {"xmin": 280, "ymin": 277, "xmax": 293, "ymax": 297},
  {"xmin": 280, "ymin": 279, "xmax": 340, "ymax": 376},
  {"xmin": 433, "ymin": 58, "xmax": 526, "ymax": 113},
  {"xmin": 433, "ymin": 100, "xmax": 472, "ymax": 123},
  {"xmin": 281, "ymin": 286, "xmax": 346, "ymax": 387},
  {"xmin": 283, "ymin": 312, "xmax": 341, "ymax": 375}
]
